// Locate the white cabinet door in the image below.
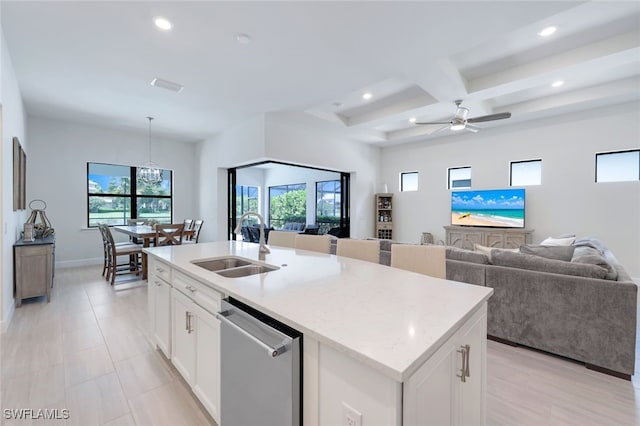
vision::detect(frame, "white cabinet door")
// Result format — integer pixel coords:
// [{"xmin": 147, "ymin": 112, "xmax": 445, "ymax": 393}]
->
[
  {"xmin": 154, "ymin": 278, "xmax": 172, "ymax": 358},
  {"xmin": 458, "ymin": 311, "xmax": 486, "ymax": 426},
  {"xmin": 147, "ymin": 272, "xmax": 157, "ymax": 337},
  {"xmin": 404, "ymin": 304, "xmax": 487, "ymax": 426},
  {"xmin": 171, "ymin": 288, "xmax": 196, "ymax": 385},
  {"xmin": 403, "ymin": 339, "xmax": 457, "ymax": 426},
  {"xmin": 192, "ymin": 303, "xmax": 220, "ymax": 423}
]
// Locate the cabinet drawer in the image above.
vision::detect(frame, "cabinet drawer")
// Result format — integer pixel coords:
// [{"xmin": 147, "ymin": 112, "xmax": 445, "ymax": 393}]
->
[
  {"xmin": 150, "ymin": 258, "xmax": 171, "ymax": 282},
  {"xmin": 173, "ymin": 270, "xmax": 222, "ymax": 315}
]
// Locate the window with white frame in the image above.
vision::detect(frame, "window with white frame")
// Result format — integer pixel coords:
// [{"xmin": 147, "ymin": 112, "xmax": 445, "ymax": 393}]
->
[
  {"xmin": 400, "ymin": 172, "xmax": 418, "ymax": 192},
  {"xmin": 448, "ymin": 166, "xmax": 471, "ymax": 189},
  {"xmin": 596, "ymin": 150, "xmax": 639, "ymax": 183},
  {"xmin": 510, "ymin": 159, "xmax": 542, "ymax": 186}
]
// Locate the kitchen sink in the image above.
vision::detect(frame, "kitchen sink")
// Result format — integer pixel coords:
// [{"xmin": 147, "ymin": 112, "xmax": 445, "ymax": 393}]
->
[
  {"xmin": 191, "ymin": 256, "xmax": 279, "ymax": 278},
  {"xmin": 216, "ymin": 264, "xmax": 279, "ymax": 278},
  {"xmin": 192, "ymin": 257, "xmax": 253, "ymax": 272}
]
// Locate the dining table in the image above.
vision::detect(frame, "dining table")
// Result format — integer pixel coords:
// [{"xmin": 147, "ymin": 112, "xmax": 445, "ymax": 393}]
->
[{"xmin": 112, "ymin": 225, "xmax": 193, "ymax": 280}]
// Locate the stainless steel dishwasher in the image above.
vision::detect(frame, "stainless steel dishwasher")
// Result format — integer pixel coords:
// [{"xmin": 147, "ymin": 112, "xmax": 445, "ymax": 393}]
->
[{"xmin": 217, "ymin": 297, "xmax": 302, "ymax": 426}]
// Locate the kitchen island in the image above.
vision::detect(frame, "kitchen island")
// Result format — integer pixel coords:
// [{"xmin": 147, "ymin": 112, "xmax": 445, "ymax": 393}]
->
[{"xmin": 145, "ymin": 240, "xmax": 493, "ymax": 426}]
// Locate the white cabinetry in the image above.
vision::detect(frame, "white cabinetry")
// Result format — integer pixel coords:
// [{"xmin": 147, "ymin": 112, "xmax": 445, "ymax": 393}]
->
[
  {"xmin": 148, "ymin": 258, "xmax": 172, "ymax": 358},
  {"xmin": 171, "ymin": 288, "xmax": 196, "ymax": 384},
  {"xmin": 170, "ymin": 270, "xmax": 221, "ymax": 423},
  {"xmin": 403, "ymin": 305, "xmax": 486, "ymax": 426}
]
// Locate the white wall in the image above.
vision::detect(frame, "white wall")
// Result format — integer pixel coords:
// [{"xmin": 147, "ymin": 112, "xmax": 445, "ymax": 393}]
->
[
  {"xmin": 380, "ymin": 102, "xmax": 640, "ymax": 277},
  {"xmin": 264, "ymin": 114, "xmax": 381, "ymax": 239},
  {"xmin": 195, "ymin": 115, "xmax": 267, "ymax": 242},
  {"xmin": 1, "ymin": 30, "xmax": 28, "ymax": 328},
  {"xmin": 27, "ymin": 116, "xmax": 198, "ymax": 266}
]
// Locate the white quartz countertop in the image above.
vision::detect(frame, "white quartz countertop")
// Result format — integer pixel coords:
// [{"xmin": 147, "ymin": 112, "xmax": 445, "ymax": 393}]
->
[{"xmin": 145, "ymin": 241, "xmax": 493, "ymax": 382}]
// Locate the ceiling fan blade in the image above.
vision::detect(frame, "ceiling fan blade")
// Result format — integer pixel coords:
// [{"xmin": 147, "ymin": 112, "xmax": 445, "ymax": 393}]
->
[
  {"xmin": 467, "ymin": 112, "xmax": 511, "ymax": 123},
  {"xmin": 431, "ymin": 125, "xmax": 451, "ymax": 134},
  {"xmin": 415, "ymin": 121, "xmax": 451, "ymax": 125},
  {"xmin": 465, "ymin": 124, "xmax": 480, "ymax": 133}
]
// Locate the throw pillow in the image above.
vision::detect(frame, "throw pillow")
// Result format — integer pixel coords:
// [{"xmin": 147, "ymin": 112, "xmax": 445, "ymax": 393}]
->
[
  {"xmin": 519, "ymin": 244, "xmax": 575, "ymax": 262},
  {"xmin": 540, "ymin": 236, "xmax": 576, "ymax": 246},
  {"xmin": 571, "ymin": 247, "xmax": 618, "ymax": 280},
  {"xmin": 474, "ymin": 243, "xmax": 518, "ymax": 263}
]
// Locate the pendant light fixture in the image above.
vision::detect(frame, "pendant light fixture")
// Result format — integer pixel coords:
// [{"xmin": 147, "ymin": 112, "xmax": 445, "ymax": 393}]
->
[{"xmin": 137, "ymin": 116, "xmax": 163, "ymax": 185}]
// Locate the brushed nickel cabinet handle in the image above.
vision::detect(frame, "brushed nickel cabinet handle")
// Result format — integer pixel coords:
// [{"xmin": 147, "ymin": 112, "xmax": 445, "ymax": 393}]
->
[
  {"xmin": 457, "ymin": 344, "xmax": 470, "ymax": 383},
  {"xmin": 187, "ymin": 312, "xmax": 193, "ymax": 334},
  {"xmin": 185, "ymin": 311, "xmax": 189, "ymax": 331}
]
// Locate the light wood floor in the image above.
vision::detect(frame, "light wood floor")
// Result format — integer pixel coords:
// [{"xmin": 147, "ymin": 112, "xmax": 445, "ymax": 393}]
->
[{"xmin": 1, "ymin": 265, "xmax": 638, "ymax": 425}]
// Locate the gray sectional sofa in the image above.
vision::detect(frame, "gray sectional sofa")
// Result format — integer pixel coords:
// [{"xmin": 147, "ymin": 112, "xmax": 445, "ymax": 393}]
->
[
  {"xmin": 330, "ymin": 238, "xmax": 637, "ymax": 379},
  {"xmin": 447, "ymin": 240, "xmax": 637, "ymax": 379}
]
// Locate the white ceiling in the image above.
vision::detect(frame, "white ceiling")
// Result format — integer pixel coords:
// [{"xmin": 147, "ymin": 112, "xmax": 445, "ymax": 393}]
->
[{"xmin": 2, "ymin": 1, "xmax": 639, "ymax": 145}]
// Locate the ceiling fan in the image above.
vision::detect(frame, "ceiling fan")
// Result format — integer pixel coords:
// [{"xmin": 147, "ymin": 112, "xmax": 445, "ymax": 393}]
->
[{"xmin": 415, "ymin": 100, "xmax": 511, "ymax": 133}]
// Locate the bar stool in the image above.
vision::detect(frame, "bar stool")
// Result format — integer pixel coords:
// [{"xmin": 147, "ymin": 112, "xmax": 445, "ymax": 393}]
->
[
  {"xmin": 267, "ymin": 231, "xmax": 297, "ymax": 248},
  {"xmin": 390, "ymin": 244, "xmax": 446, "ymax": 279},
  {"xmin": 337, "ymin": 239, "xmax": 380, "ymax": 263},
  {"xmin": 295, "ymin": 234, "xmax": 331, "ymax": 254}
]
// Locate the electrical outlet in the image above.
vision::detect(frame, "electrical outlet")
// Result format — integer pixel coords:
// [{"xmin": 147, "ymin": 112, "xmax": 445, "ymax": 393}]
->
[{"xmin": 342, "ymin": 402, "xmax": 362, "ymax": 426}]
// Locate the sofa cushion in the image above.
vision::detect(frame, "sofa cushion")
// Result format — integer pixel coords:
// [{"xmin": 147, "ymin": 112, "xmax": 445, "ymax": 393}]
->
[
  {"xmin": 571, "ymin": 246, "xmax": 618, "ymax": 280},
  {"xmin": 491, "ymin": 250, "xmax": 608, "ymax": 279},
  {"xmin": 519, "ymin": 244, "xmax": 575, "ymax": 262},
  {"xmin": 474, "ymin": 244, "xmax": 518, "ymax": 263},
  {"xmin": 446, "ymin": 246, "xmax": 490, "ymax": 265},
  {"xmin": 540, "ymin": 236, "xmax": 576, "ymax": 246}
]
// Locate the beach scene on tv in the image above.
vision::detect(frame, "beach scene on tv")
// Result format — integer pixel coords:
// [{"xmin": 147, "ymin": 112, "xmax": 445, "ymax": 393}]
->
[{"xmin": 451, "ymin": 189, "xmax": 525, "ymax": 228}]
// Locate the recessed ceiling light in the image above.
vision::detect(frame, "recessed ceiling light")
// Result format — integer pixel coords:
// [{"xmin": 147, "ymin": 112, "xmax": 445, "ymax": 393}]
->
[
  {"xmin": 362, "ymin": 92, "xmax": 372, "ymax": 100},
  {"xmin": 538, "ymin": 26, "xmax": 556, "ymax": 37},
  {"xmin": 409, "ymin": 117, "xmax": 417, "ymax": 123},
  {"xmin": 236, "ymin": 33, "xmax": 251, "ymax": 44},
  {"xmin": 154, "ymin": 17, "xmax": 172, "ymax": 31},
  {"xmin": 551, "ymin": 80, "xmax": 564, "ymax": 88}
]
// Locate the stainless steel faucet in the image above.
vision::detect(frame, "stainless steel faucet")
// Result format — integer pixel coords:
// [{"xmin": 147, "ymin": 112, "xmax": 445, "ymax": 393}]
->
[{"xmin": 234, "ymin": 212, "xmax": 271, "ymax": 261}]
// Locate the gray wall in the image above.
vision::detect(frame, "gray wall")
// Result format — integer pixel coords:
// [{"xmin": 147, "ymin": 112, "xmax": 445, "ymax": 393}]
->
[{"xmin": 380, "ymin": 102, "xmax": 640, "ymax": 278}]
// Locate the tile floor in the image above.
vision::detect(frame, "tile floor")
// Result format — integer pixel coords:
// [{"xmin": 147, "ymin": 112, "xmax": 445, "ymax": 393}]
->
[
  {"xmin": 1, "ymin": 266, "xmax": 215, "ymax": 426},
  {"xmin": 1, "ymin": 265, "xmax": 639, "ymax": 425}
]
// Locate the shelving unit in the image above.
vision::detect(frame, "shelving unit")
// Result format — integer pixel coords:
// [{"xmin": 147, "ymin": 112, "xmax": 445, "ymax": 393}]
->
[{"xmin": 375, "ymin": 193, "xmax": 393, "ymax": 240}]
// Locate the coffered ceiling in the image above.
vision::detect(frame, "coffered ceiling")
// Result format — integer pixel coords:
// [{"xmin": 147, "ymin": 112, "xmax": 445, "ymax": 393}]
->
[{"xmin": 2, "ymin": 1, "xmax": 639, "ymax": 145}]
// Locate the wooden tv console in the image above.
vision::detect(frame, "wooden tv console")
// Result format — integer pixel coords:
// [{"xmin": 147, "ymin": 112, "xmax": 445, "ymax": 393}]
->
[{"xmin": 444, "ymin": 225, "xmax": 534, "ymax": 250}]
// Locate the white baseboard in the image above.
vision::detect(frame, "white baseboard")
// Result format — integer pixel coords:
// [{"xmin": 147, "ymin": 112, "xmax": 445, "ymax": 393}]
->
[
  {"xmin": 56, "ymin": 258, "xmax": 102, "ymax": 269},
  {"xmin": 1, "ymin": 303, "xmax": 15, "ymax": 334}
]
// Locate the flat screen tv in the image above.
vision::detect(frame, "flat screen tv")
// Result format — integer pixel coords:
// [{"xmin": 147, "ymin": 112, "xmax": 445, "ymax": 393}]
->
[{"xmin": 451, "ymin": 188, "xmax": 525, "ymax": 228}]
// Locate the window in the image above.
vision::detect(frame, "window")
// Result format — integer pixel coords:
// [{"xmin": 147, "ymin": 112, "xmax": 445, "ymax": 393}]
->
[
  {"xmin": 510, "ymin": 159, "xmax": 542, "ymax": 186},
  {"xmin": 448, "ymin": 167, "xmax": 471, "ymax": 189},
  {"xmin": 316, "ymin": 180, "xmax": 341, "ymax": 231},
  {"xmin": 596, "ymin": 150, "xmax": 639, "ymax": 183},
  {"xmin": 400, "ymin": 172, "xmax": 418, "ymax": 192},
  {"xmin": 268, "ymin": 183, "xmax": 306, "ymax": 229},
  {"xmin": 87, "ymin": 162, "xmax": 172, "ymax": 227},
  {"xmin": 236, "ymin": 185, "xmax": 259, "ymax": 224}
]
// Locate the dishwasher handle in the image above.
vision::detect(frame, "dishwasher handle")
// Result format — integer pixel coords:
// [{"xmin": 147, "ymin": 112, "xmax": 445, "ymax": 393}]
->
[{"xmin": 217, "ymin": 310, "xmax": 288, "ymax": 358}]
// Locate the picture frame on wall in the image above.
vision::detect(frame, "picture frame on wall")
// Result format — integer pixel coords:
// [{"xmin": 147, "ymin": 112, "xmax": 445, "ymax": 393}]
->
[{"xmin": 13, "ymin": 137, "xmax": 26, "ymax": 211}]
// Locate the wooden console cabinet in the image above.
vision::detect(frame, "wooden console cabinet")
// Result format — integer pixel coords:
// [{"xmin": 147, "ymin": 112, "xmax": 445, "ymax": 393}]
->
[
  {"xmin": 444, "ymin": 225, "xmax": 533, "ymax": 250},
  {"xmin": 14, "ymin": 236, "xmax": 55, "ymax": 307}
]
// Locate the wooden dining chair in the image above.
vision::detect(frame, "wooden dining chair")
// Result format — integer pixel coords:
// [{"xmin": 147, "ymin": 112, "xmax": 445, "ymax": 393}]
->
[
  {"xmin": 183, "ymin": 220, "xmax": 204, "ymax": 244},
  {"xmin": 183, "ymin": 219, "xmax": 194, "ymax": 232},
  {"xmin": 267, "ymin": 230, "xmax": 297, "ymax": 248},
  {"xmin": 155, "ymin": 224, "xmax": 185, "ymax": 246},
  {"xmin": 100, "ymin": 224, "xmax": 142, "ymax": 285},
  {"xmin": 337, "ymin": 239, "xmax": 380, "ymax": 263},
  {"xmin": 390, "ymin": 244, "xmax": 446, "ymax": 279},
  {"xmin": 295, "ymin": 234, "xmax": 331, "ymax": 254}
]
